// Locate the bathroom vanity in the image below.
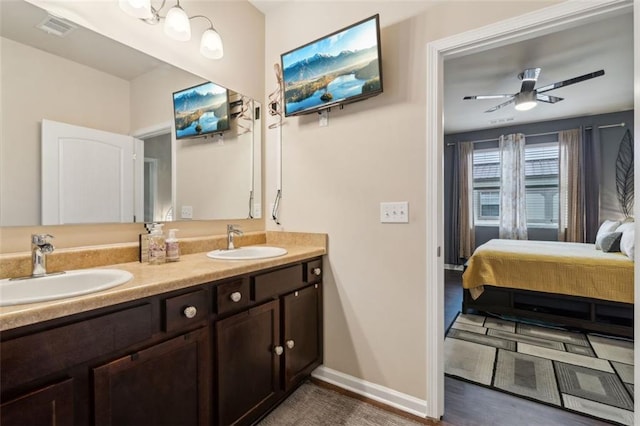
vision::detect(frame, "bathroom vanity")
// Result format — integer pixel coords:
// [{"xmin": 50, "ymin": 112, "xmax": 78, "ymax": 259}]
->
[{"xmin": 0, "ymin": 236, "xmax": 325, "ymax": 426}]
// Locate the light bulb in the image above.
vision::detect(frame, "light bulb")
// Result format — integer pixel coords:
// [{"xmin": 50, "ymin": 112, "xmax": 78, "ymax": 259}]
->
[
  {"xmin": 514, "ymin": 100, "xmax": 537, "ymax": 111},
  {"xmin": 164, "ymin": 5, "xmax": 191, "ymax": 41},
  {"xmin": 514, "ymin": 91, "xmax": 538, "ymax": 111},
  {"xmin": 119, "ymin": 0, "xmax": 152, "ymax": 19},
  {"xmin": 200, "ymin": 28, "xmax": 224, "ymax": 59}
]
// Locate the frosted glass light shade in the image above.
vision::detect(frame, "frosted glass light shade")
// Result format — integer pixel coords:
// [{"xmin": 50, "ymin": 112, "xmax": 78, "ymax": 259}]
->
[
  {"xmin": 200, "ymin": 29, "xmax": 224, "ymax": 59},
  {"xmin": 164, "ymin": 5, "xmax": 191, "ymax": 41},
  {"xmin": 119, "ymin": 0, "xmax": 152, "ymax": 19},
  {"xmin": 514, "ymin": 91, "xmax": 537, "ymax": 111}
]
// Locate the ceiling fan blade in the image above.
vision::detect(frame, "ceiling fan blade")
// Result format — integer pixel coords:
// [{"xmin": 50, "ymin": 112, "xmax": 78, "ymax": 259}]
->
[
  {"xmin": 519, "ymin": 67, "xmax": 541, "ymax": 93},
  {"xmin": 537, "ymin": 69, "xmax": 605, "ymax": 93},
  {"xmin": 485, "ymin": 98, "xmax": 515, "ymax": 113},
  {"xmin": 463, "ymin": 94, "xmax": 513, "ymax": 100},
  {"xmin": 536, "ymin": 94, "xmax": 564, "ymax": 104}
]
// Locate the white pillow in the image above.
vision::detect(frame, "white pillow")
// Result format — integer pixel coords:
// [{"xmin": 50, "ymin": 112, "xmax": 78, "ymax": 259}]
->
[
  {"xmin": 595, "ymin": 220, "xmax": 621, "ymax": 249},
  {"xmin": 615, "ymin": 221, "xmax": 634, "ymax": 234},
  {"xmin": 620, "ymin": 228, "xmax": 635, "ymax": 260}
]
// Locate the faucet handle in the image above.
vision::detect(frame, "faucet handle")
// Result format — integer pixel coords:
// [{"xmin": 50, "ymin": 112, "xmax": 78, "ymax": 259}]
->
[
  {"xmin": 32, "ymin": 234, "xmax": 54, "ymax": 245},
  {"xmin": 227, "ymin": 224, "xmax": 242, "ymax": 233}
]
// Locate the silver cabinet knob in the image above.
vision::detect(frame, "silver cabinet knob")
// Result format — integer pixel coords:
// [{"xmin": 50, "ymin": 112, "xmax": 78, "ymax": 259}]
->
[
  {"xmin": 274, "ymin": 345, "xmax": 284, "ymax": 355},
  {"xmin": 286, "ymin": 339, "xmax": 295, "ymax": 349},
  {"xmin": 311, "ymin": 267, "xmax": 321, "ymax": 276},
  {"xmin": 183, "ymin": 306, "xmax": 197, "ymax": 319},
  {"xmin": 230, "ymin": 292, "xmax": 242, "ymax": 303}
]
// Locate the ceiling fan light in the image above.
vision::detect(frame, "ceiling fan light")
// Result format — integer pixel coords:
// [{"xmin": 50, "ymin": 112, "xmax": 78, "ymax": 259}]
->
[
  {"xmin": 164, "ymin": 5, "xmax": 191, "ymax": 41},
  {"xmin": 514, "ymin": 91, "xmax": 537, "ymax": 111},
  {"xmin": 119, "ymin": 0, "xmax": 152, "ymax": 19},
  {"xmin": 200, "ymin": 28, "xmax": 224, "ymax": 59},
  {"xmin": 515, "ymin": 100, "xmax": 537, "ymax": 111}
]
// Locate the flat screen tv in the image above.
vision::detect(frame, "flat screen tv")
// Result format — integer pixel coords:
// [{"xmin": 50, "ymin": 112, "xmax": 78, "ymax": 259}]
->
[
  {"xmin": 280, "ymin": 14, "xmax": 383, "ymax": 117},
  {"xmin": 172, "ymin": 81, "xmax": 230, "ymax": 139}
]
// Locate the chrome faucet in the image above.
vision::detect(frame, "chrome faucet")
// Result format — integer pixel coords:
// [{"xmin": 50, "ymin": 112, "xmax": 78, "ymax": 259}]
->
[
  {"xmin": 31, "ymin": 234, "xmax": 55, "ymax": 276},
  {"xmin": 226, "ymin": 225, "xmax": 243, "ymax": 250}
]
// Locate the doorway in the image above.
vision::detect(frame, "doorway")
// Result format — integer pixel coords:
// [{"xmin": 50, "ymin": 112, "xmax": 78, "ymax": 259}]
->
[{"xmin": 425, "ymin": 0, "xmax": 638, "ymax": 421}]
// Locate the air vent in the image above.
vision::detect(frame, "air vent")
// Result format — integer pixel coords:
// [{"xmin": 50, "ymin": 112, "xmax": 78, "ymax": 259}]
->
[{"xmin": 36, "ymin": 15, "xmax": 77, "ymax": 37}]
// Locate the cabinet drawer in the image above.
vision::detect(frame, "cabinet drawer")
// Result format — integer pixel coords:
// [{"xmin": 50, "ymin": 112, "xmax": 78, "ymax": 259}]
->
[
  {"xmin": 216, "ymin": 278, "xmax": 250, "ymax": 315},
  {"xmin": 252, "ymin": 264, "xmax": 303, "ymax": 302},
  {"xmin": 163, "ymin": 290, "xmax": 209, "ymax": 333},
  {"xmin": 304, "ymin": 259, "xmax": 323, "ymax": 284},
  {"xmin": 1, "ymin": 304, "xmax": 153, "ymax": 391}
]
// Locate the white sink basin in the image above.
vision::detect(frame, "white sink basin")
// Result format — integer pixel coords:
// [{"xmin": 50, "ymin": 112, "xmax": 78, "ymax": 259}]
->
[
  {"xmin": 0, "ymin": 269, "xmax": 133, "ymax": 307},
  {"xmin": 207, "ymin": 246, "xmax": 287, "ymax": 260}
]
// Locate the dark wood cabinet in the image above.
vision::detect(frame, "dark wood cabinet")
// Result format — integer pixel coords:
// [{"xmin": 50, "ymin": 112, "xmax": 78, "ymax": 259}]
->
[
  {"xmin": 93, "ymin": 327, "xmax": 210, "ymax": 426},
  {"xmin": 0, "ymin": 378, "xmax": 74, "ymax": 426},
  {"xmin": 1, "ymin": 257, "xmax": 322, "ymax": 426},
  {"xmin": 216, "ymin": 300, "xmax": 281, "ymax": 426},
  {"xmin": 282, "ymin": 284, "xmax": 322, "ymax": 391},
  {"xmin": 215, "ymin": 263, "xmax": 323, "ymax": 425}
]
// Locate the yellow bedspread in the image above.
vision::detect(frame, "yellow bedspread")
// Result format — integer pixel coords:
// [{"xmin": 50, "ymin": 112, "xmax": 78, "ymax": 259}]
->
[{"xmin": 462, "ymin": 239, "xmax": 634, "ymax": 304}]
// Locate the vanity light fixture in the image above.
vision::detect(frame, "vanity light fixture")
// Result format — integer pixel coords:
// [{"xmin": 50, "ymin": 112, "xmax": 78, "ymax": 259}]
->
[{"xmin": 118, "ymin": 0, "xmax": 224, "ymax": 59}]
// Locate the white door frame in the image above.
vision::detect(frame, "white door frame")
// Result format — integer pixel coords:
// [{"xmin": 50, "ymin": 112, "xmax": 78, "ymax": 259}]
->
[{"xmin": 425, "ymin": 0, "xmax": 638, "ymax": 420}]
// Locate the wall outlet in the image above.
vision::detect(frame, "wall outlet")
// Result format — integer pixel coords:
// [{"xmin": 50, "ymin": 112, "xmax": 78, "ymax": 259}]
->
[
  {"xmin": 181, "ymin": 205, "xmax": 193, "ymax": 219},
  {"xmin": 380, "ymin": 202, "xmax": 409, "ymax": 223},
  {"xmin": 253, "ymin": 203, "xmax": 261, "ymax": 218}
]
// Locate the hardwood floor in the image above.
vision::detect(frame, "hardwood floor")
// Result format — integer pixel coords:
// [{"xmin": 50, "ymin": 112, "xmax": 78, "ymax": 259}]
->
[{"xmin": 442, "ymin": 269, "xmax": 613, "ymax": 426}]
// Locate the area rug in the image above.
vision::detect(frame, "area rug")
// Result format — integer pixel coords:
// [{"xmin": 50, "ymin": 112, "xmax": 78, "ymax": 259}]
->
[{"xmin": 445, "ymin": 313, "xmax": 634, "ymax": 425}]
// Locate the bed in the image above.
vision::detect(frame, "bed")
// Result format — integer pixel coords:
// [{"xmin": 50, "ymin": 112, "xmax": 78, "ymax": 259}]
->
[{"xmin": 462, "ymin": 239, "xmax": 634, "ymax": 337}]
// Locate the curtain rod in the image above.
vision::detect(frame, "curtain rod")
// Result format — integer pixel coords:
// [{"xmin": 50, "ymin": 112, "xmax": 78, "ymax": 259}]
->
[{"xmin": 445, "ymin": 122, "xmax": 626, "ymax": 146}]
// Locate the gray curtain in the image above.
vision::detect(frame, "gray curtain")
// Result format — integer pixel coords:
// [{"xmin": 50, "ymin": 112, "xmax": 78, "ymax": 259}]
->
[
  {"xmin": 558, "ymin": 128, "xmax": 584, "ymax": 242},
  {"xmin": 498, "ymin": 133, "xmax": 528, "ymax": 239},
  {"xmin": 445, "ymin": 144, "xmax": 461, "ymax": 265},
  {"xmin": 458, "ymin": 142, "xmax": 475, "ymax": 259},
  {"xmin": 583, "ymin": 127, "xmax": 600, "ymax": 243}
]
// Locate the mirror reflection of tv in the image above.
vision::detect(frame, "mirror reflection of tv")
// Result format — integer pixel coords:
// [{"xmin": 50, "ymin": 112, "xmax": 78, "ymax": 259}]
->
[
  {"xmin": 172, "ymin": 81, "xmax": 230, "ymax": 139},
  {"xmin": 280, "ymin": 14, "xmax": 383, "ymax": 117}
]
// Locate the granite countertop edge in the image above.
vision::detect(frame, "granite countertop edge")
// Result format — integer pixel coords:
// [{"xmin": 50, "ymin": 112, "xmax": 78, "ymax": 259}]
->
[{"xmin": 0, "ymin": 242, "xmax": 326, "ymax": 332}]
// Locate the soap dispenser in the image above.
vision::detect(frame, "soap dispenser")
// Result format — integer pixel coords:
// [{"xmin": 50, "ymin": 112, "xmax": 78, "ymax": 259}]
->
[
  {"xmin": 148, "ymin": 223, "xmax": 166, "ymax": 265},
  {"xmin": 166, "ymin": 229, "xmax": 180, "ymax": 262}
]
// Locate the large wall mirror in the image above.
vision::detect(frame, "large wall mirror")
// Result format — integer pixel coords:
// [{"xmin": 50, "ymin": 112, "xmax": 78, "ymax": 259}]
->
[{"xmin": 0, "ymin": 0, "xmax": 262, "ymax": 227}]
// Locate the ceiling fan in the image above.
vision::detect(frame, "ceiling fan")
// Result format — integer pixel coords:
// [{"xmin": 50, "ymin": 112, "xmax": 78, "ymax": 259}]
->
[{"xmin": 463, "ymin": 68, "xmax": 605, "ymax": 113}]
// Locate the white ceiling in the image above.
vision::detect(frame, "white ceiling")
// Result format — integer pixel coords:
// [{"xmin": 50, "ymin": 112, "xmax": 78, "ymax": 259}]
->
[
  {"xmin": 443, "ymin": 11, "xmax": 634, "ymax": 134},
  {"xmin": 0, "ymin": 1, "xmax": 165, "ymax": 81}
]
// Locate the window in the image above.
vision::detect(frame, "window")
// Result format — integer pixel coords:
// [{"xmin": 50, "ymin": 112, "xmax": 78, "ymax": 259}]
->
[{"xmin": 472, "ymin": 142, "xmax": 559, "ymax": 227}]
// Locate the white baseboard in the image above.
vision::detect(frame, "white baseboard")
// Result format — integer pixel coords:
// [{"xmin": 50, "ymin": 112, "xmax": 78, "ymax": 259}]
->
[
  {"xmin": 445, "ymin": 263, "xmax": 464, "ymax": 271},
  {"xmin": 311, "ymin": 365, "xmax": 428, "ymax": 419}
]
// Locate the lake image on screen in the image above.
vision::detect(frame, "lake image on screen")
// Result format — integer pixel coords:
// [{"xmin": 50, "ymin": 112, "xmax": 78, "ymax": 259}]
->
[
  {"xmin": 174, "ymin": 82, "xmax": 229, "ymax": 138},
  {"xmin": 282, "ymin": 18, "xmax": 381, "ymax": 115}
]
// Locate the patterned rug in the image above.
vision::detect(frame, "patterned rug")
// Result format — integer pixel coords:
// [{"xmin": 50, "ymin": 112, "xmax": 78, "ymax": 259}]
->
[{"xmin": 445, "ymin": 313, "xmax": 634, "ymax": 425}]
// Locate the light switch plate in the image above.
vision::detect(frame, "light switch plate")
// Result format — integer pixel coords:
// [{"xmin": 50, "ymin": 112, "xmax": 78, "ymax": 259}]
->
[
  {"xmin": 380, "ymin": 202, "xmax": 409, "ymax": 223},
  {"xmin": 181, "ymin": 205, "xmax": 193, "ymax": 219}
]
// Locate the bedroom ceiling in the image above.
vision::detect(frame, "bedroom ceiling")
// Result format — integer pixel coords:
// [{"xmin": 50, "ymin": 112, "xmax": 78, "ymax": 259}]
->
[{"xmin": 443, "ymin": 11, "xmax": 634, "ymax": 134}]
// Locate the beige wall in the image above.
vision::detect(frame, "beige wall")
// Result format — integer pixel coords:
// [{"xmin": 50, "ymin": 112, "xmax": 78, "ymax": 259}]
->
[
  {"xmin": 0, "ymin": 38, "xmax": 131, "ymax": 226},
  {"xmin": 0, "ymin": 0, "xmax": 265, "ymax": 253},
  {"xmin": 264, "ymin": 0, "xmax": 558, "ymax": 402},
  {"xmin": 1, "ymin": 0, "xmax": 561, "ymax": 409}
]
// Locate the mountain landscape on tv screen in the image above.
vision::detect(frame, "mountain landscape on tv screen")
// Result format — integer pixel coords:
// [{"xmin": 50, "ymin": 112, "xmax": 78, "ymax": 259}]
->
[
  {"xmin": 174, "ymin": 89, "xmax": 228, "ymax": 135},
  {"xmin": 283, "ymin": 46, "xmax": 381, "ymax": 114}
]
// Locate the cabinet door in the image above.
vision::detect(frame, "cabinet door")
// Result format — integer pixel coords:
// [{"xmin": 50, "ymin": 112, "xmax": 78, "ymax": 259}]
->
[
  {"xmin": 216, "ymin": 300, "xmax": 280, "ymax": 426},
  {"xmin": 283, "ymin": 284, "xmax": 322, "ymax": 391},
  {"xmin": 1, "ymin": 379, "xmax": 74, "ymax": 426},
  {"xmin": 93, "ymin": 328, "xmax": 210, "ymax": 426}
]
